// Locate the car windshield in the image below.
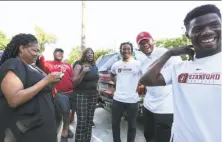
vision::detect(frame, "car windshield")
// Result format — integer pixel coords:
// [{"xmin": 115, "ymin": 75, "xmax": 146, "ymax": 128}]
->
[
  {"xmin": 96, "ymin": 53, "xmax": 117, "ymax": 70},
  {"xmin": 96, "ymin": 49, "xmax": 147, "ymax": 72},
  {"xmin": 99, "ymin": 53, "xmax": 122, "ymax": 72}
]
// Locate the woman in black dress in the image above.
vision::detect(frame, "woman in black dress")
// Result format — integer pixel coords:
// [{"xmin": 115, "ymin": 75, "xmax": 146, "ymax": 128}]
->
[{"xmin": 0, "ymin": 33, "xmax": 63, "ymax": 142}]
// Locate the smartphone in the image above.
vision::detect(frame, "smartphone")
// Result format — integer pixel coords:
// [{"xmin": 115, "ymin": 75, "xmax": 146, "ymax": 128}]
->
[{"xmin": 59, "ymin": 73, "xmax": 64, "ymax": 78}]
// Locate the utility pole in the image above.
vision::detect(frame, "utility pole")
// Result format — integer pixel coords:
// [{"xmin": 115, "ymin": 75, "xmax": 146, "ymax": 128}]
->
[{"xmin": 81, "ymin": 1, "xmax": 86, "ymax": 51}]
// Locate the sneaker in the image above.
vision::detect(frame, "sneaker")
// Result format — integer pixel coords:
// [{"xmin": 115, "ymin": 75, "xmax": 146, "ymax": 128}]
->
[
  {"xmin": 60, "ymin": 136, "xmax": 68, "ymax": 142},
  {"xmin": 67, "ymin": 129, "xmax": 74, "ymax": 138},
  {"xmin": 92, "ymin": 122, "xmax": 96, "ymax": 128}
]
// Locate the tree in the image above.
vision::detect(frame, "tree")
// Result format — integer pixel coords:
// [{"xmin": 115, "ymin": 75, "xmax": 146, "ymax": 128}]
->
[
  {"xmin": 65, "ymin": 46, "xmax": 82, "ymax": 64},
  {"xmin": 156, "ymin": 34, "xmax": 192, "ymax": 60},
  {"xmin": 0, "ymin": 26, "xmax": 56, "ymax": 52},
  {"xmin": 34, "ymin": 25, "xmax": 57, "ymax": 52},
  {"xmin": 65, "ymin": 46, "xmax": 110, "ymax": 65},
  {"xmin": 156, "ymin": 34, "xmax": 191, "ymax": 48},
  {"xmin": 0, "ymin": 30, "xmax": 10, "ymax": 50},
  {"xmin": 94, "ymin": 49, "xmax": 109, "ymax": 61}
]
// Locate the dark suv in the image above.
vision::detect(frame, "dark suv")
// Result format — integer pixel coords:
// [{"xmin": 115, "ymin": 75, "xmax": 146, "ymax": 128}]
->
[{"xmin": 96, "ymin": 51, "xmax": 145, "ymax": 117}]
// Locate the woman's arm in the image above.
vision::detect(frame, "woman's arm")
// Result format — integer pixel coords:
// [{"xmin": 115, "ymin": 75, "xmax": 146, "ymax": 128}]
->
[
  {"xmin": 72, "ymin": 64, "xmax": 86, "ymax": 86},
  {"xmin": 1, "ymin": 71, "xmax": 62, "ymax": 108},
  {"xmin": 1, "ymin": 71, "xmax": 50, "ymax": 108}
]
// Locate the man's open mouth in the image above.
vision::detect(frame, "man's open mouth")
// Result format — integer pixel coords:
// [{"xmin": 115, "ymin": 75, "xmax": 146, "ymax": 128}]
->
[{"xmin": 200, "ymin": 37, "xmax": 216, "ymax": 43}]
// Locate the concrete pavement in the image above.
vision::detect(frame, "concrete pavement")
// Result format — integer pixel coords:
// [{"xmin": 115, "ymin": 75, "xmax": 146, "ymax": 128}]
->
[{"xmin": 64, "ymin": 108, "xmax": 146, "ymax": 142}]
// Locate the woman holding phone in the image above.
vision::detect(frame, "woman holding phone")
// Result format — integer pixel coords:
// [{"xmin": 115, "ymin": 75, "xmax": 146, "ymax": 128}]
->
[
  {"xmin": 72, "ymin": 48, "xmax": 99, "ymax": 142},
  {"xmin": 0, "ymin": 33, "xmax": 62, "ymax": 142}
]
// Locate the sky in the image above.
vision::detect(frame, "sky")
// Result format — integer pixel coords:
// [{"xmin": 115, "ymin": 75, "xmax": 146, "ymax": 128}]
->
[{"xmin": 0, "ymin": 1, "xmax": 221, "ymax": 60}]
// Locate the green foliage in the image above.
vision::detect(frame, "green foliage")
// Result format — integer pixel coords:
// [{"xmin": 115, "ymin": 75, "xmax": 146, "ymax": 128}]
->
[
  {"xmin": 66, "ymin": 46, "xmax": 109, "ymax": 65},
  {"xmin": 66, "ymin": 46, "xmax": 82, "ymax": 64},
  {"xmin": 156, "ymin": 34, "xmax": 191, "ymax": 48},
  {"xmin": 0, "ymin": 30, "xmax": 10, "ymax": 50},
  {"xmin": 0, "ymin": 26, "xmax": 56, "ymax": 52},
  {"xmin": 156, "ymin": 34, "xmax": 192, "ymax": 60},
  {"xmin": 94, "ymin": 49, "xmax": 109, "ymax": 61},
  {"xmin": 34, "ymin": 25, "xmax": 57, "ymax": 52}
]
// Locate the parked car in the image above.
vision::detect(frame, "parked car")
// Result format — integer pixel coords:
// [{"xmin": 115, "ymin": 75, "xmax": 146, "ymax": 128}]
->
[{"xmin": 96, "ymin": 50, "xmax": 147, "ymax": 117}]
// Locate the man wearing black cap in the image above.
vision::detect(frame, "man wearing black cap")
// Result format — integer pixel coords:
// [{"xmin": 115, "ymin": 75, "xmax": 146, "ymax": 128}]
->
[{"xmin": 39, "ymin": 48, "xmax": 75, "ymax": 142}]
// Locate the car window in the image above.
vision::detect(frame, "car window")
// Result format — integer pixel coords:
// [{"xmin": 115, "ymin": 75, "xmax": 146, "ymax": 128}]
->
[
  {"xmin": 99, "ymin": 54, "xmax": 122, "ymax": 72},
  {"xmin": 96, "ymin": 50, "xmax": 145, "ymax": 72},
  {"xmin": 96, "ymin": 53, "xmax": 116, "ymax": 69},
  {"xmin": 0, "ymin": 51, "xmax": 3, "ymax": 60}
]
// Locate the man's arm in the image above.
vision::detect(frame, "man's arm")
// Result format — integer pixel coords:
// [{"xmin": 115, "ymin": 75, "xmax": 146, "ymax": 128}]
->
[
  {"xmin": 139, "ymin": 45, "xmax": 193, "ymax": 86},
  {"xmin": 39, "ymin": 55, "xmax": 51, "ymax": 74},
  {"xmin": 139, "ymin": 51, "xmax": 172, "ymax": 86}
]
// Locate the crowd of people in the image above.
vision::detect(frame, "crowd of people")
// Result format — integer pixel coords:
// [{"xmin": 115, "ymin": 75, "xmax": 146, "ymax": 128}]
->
[{"xmin": 0, "ymin": 4, "xmax": 221, "ymax": 142}]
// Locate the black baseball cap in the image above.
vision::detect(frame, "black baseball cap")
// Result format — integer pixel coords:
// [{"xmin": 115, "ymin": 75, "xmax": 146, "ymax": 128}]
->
[{"xmin": 54, "ymin": 48, "xmax": 64, "ymax": 53}]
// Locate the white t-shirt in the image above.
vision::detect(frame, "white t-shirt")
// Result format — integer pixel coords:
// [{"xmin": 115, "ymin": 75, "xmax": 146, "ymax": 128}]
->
[
  {"xmin": 111, "ymin": 58, "xmax": 141, "ymax": 103},
  {"xmin": 161, "ymin": 52, "xmax": 221, "ymax": 142},
  {"xmin": 141, "ymin": 47, "xmax": 182, "ymax": 114}
]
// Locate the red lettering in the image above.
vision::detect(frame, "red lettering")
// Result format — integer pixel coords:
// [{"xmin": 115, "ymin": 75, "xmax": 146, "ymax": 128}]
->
[
  {"xmin": 180, "ymin": 72, "xmax": 221, "ymax": 84},
  {"xmin": 194, "ymin": 75, "xmax": 199, "ymax": 79},
  {"xmin": 206, "ymin": 74, "xmax": 210, "ymax": 79},
  {"xmin": 215, "ymin": 74, "xmax": 220, "ymax": 80},
  {"xmin": 210, "ymin": 74, "xmax": 215, "ymax": 80},
  {"xmin": 202, "ymin": 74, "xmax": 206, "ymax": 79},
  {"xmin": 189, "ymin": 75, "xmax": 192, "ymax": 79},
  {"xmin": 199, "ymin": 75, "xmax": 203, "ymax": 80}
]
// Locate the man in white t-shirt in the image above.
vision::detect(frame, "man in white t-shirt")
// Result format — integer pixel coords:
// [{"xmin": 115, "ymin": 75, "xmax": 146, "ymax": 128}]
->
[
  {"xmin": 111, "ymin": 42, "xmax": 141, "ymax": 142},
  {"xmin": 139, "ymin": 4, "xmax": 221, "ymax": 142},
  {"xmin": 136, "ymin": 31, "xmax": 182, "ymax": 142}
]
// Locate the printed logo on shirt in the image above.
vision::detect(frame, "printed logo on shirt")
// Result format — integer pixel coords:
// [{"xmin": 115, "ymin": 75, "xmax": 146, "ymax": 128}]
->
[
  {"xmin": 178, "ymin": 73, "xmax": 189, "ymax": 83},
  {"xmin": 53, "ymin": 64, "xmax": 67, "ymax": 73},
  {"xmin": 178, "ymin": 72, "xmax": 221, "ymax": 85},
  {"xmin": 117, "ymin": 68, "xmax": 132, "ymax": 73}
]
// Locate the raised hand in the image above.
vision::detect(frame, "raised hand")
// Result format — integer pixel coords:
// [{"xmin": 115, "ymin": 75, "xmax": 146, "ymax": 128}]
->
[
  {"xmin": 168, "ymin": 45, "xmax": 194, "ymax": 56},
  {"xmin": 45, "ymin": 72, "xmax": 64, "ymax": 84}
]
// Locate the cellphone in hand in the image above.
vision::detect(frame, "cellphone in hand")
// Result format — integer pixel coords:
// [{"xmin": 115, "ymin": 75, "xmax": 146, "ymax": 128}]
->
[{"xmin": 59, "ymin": 73, "xmax": 64, "ymax": 78}]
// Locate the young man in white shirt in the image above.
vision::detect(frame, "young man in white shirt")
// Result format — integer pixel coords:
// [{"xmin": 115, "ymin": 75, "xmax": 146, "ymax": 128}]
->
[
  {"xmin": 136, "ymin": 32, "xmax": 182, "ymax": 142},
  {"xmin": 111, "ymin": 42, "xmax": 141, "ymax": 142},
  {"xmin": 139, "ymin": 4, "xmax": 221, "ymax": 142}
]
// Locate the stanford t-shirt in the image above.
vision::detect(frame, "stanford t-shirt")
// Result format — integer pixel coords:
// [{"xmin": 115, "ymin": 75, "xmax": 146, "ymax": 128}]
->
[{"xmin": 161, "ymin": 52, "xmax": 221, "ymax": 142}]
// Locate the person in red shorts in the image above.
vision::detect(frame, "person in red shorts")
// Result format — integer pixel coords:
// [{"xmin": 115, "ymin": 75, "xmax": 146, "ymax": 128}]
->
[{"xmin": 39, "ymin": 48, "xmax": 75, "ymax": 142}]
